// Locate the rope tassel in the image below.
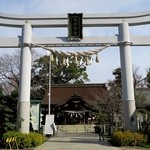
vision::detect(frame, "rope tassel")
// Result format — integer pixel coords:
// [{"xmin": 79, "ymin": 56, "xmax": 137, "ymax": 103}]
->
[
  {"xmin": 75, "ymin": 54, "xmax": 78, "ymax": 64},
  {"xmin": 95, "ymin": 53, "xmax": 99, "ymax": 63},
  {"xmin": 62, "ymin": 57, "xmax": 66, "ymax": 65},
  {"xmin": 50, "ymin": 53, "xmax": 54, "ymax": 61},
  {"xmin": 31, "ymin": 43, "xmax": 113, "ymax": 66},
  {"xmin": 66, "ymin": 57, "xmax": 69, "ymax": 67},
  {"xmin": 86, "ymin": 56, "xmax": 91, "ymax": 65},
  {"xmin": 55, "ymin": 55, "xmax": 59, "ymax": 65}
]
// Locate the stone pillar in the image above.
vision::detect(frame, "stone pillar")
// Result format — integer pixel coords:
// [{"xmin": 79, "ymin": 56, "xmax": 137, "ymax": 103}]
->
[
  {"xmin": 17, "ymin": 23, "xmax": 32, "ymax": 133},
  {"xmin": 119, "ymin": 22, "xmax": 137, "ymax": 131}
]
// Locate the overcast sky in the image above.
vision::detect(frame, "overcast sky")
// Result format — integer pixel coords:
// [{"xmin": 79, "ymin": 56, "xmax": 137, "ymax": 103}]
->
[{"xmin": 0, "ymin": 0, "xmax": 150, "ymax": 83}]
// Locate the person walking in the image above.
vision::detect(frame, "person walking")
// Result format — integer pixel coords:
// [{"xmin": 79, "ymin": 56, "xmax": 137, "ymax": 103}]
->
[{"xmin": 98, "ymin": 125, "xmax": 104, "ymax": 141}]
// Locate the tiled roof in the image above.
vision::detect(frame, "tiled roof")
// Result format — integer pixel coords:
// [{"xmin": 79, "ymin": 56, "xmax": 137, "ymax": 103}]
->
[{"xmin": 43, "ymin": 84, "xmax": 107, "ymax": 105}]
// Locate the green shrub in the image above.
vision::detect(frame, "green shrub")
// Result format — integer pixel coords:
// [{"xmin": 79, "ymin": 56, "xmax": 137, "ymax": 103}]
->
[
  {"xmin": 16, "ymin": 133, "xmax": 32, "ymax": 148},
  {"xmin": 142, "ymin": 124, "xmax": 150, "ymax": 143},
  {"xmin": 29, "ymin": 132, "xmax": 45, "ymax": 147},
  {"xmin": 2, "ymin": 131, "xmax": 45, "ymax": 149},
  {"xmin": 147, "ymin": 129, "xmax": 150, "ymax": 143},
  {"xmin": 111, "ymin": 130, "xmax": 147, "ymax": 147}
]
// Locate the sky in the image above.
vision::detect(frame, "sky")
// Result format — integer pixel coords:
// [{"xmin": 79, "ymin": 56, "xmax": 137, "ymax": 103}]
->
[{"xmin": 0, "ymin": 0, "xmax": 150, "ymax": 83}]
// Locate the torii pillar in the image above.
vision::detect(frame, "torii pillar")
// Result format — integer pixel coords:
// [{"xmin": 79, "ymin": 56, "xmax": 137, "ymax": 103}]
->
[
  {"xmin": 119, "ymin": 22, "xmax": 137, "ymax": 131},
  {"xmin": 17, "ymin": 23, "xmax": 32, "ymax": 133}
]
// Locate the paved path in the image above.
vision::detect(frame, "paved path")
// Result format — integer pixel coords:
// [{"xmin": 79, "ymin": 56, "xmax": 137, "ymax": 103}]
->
[{"xmin": 34, "ymin": 133, "xmax": 122, "ymax": 150}]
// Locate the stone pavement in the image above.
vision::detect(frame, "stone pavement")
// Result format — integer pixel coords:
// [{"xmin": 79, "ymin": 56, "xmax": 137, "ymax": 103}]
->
[{"xmin": 34, "ymin": 132, "xmax": 143, "ymax": 150}]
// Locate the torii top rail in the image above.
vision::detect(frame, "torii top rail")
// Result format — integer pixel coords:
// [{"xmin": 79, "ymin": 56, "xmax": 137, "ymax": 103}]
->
[
  {"xmin": 0, "ymin": 11, "xmax": 150, "ymax": 27},
  {"xmin": 0, "ymin": 11, "xmax": 150, "ymax": 48}
]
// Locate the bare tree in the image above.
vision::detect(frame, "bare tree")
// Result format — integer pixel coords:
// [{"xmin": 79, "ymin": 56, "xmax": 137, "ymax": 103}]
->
[
  {"xmin": 146, "ymin": 68, "xmax": 150, "ymax": 88},
  {"xmin": 85, "ymin": 66, "xmax": 147, "ymax": 129},
  {"xmin": 0, "ymin": 49, "xmax": 40, "ymax": 94},
  {"xmin": 132, "ymin": 66, "xmax": 148, "ymax": 107},
  {"xmin": 133, "ymin": 66, "xmax": 146, "ymax": 88},
  {"xmin": 86, "ymin": 84, "xmax": 122, "ymax": 129},
  {"xmin": 0, "ymin": 52, "xmax": 20, "ymax": 93}
]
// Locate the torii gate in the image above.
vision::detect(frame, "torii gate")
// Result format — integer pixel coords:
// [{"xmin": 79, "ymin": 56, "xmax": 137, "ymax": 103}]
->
[{"xmin": 0, "ymin": 11, "xmax": 150, "ymax": 133}]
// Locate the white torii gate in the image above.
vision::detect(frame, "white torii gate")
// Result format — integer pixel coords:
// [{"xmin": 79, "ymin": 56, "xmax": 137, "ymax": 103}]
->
[{"xmin": 0, "ymin": 11, "xmax": 150, "ymax": 133}]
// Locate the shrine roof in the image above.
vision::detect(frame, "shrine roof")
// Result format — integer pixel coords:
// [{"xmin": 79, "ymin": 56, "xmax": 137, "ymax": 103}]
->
[{"xmin": 43, "ymin": 83, "xmax": 108, "ymax": 105}]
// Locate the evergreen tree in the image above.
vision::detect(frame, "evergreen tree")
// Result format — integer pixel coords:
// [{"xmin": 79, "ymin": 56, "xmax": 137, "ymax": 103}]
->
[
  {"xmin": 31, "ymin": 55, "xmax": 89, "ymax": 99},
  {"xmin": 0, "ymin": 86, "xmax": 17, "ymax": 135}
]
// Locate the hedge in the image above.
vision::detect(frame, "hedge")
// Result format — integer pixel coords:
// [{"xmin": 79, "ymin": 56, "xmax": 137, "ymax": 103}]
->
[
  {"xmin": 111, "ymin": 130, "xmax": 147, "ymax": 147},
  {"xmin": 2, "ymin": 131, "xmax": 45, "ymax": 149}
]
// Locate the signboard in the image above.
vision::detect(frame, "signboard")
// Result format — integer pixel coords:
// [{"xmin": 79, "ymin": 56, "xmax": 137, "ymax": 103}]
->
[
  {"xmin": 68, "ymin": 13, "xmax": 83, "ymax": 40},
  {"xmin": 30, "ymin": 103, "xmax": 40, "ymax": 131},
  {"xmin": 43, "ymin": 114, "xmax": 57, "ymax": 135}
]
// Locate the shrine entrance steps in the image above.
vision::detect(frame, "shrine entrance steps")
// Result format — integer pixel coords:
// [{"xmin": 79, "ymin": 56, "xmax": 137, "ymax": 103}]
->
[{"xmin": 57, "ymin": 124, "xmax": 95, "ymax": 134}]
